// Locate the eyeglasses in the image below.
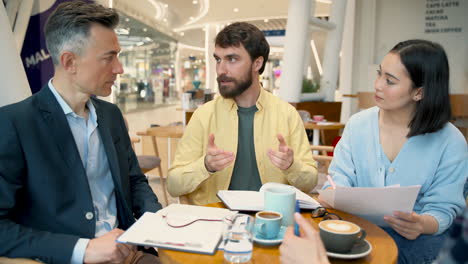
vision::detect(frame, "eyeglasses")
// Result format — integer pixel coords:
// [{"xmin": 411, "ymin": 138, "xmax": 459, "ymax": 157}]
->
[{"xmin": 311, "ymin": 207, "xmax": 342, "ymax": 221}]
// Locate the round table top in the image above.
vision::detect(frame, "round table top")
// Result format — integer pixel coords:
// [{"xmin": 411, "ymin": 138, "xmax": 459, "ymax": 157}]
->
[
  {"xmin": 159, "ymin": 203, "xmax": 398, "ymax": 264},
  {"xmin": 303, "ymin": 122, "xmax": 345, "ymax": 130}
]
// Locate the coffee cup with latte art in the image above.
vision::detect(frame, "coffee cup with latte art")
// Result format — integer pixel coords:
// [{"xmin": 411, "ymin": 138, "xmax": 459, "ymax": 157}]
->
[{"xmin": 318, "ymin": 220, "xmax": 366, "ymax": 253}]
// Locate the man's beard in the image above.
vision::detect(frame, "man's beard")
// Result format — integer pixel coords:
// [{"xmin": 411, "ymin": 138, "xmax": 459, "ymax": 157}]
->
[{"xmin": 217, "ymin": 67, "xmax": 253, "ymax": 98}]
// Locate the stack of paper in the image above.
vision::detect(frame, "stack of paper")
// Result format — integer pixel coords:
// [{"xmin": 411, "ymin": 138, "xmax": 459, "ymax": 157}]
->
[
  {"xmin": 318, "ymin": 185, "xmax": 421, "ymax": 226},
  {"xmin": 217, "ymin": 182, "xmax": 321, "ymax": 211},
  {"xmin": 117, "ymin": 204, "xmax": 237, "ymax": 255}
]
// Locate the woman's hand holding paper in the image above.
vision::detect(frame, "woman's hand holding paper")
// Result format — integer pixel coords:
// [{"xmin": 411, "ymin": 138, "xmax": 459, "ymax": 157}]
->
[{"xmin": 384, "ymin": 211, "xmax": 438, "ymax": 240}]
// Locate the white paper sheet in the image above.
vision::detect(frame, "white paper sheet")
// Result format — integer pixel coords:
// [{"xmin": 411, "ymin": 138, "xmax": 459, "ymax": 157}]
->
[
  {"xmin": 318, "ymin": 185, "xmax": 421, "ymax": 226},
  {"xmin": 117, "ymin": 204, "xmax": 237, "ymax": 255}
]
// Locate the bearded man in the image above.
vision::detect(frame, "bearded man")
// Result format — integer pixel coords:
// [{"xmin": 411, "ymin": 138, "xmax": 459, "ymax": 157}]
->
[{"xmin": 167, "ymin": 22, "xmax": 317, "ymax": 205}]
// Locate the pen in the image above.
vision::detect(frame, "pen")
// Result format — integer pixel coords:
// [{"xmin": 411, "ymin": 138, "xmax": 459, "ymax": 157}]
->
[
  {"xmin": 294, "ymin": 200, "xmax": 300, "ymax": 236},
  {"xmin": 326, "ymin": 175, "xmax": 336, "ymax": 190}
]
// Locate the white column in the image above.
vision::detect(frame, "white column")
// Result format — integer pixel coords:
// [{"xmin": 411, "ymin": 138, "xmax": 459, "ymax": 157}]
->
[
  {"xmin": 278, "ymin": 0, "xmax": 313, "ymax": 103},
  {"xmin": 321, "ymin": 0, "xmax": 347, "ymax": 101},
  {"xmin": 339, "ymin": 0, "xmax": 356, "ymax": 122},
  {"xmin": 204, "ymin": 24, "xmax": 218, "ymax": 93},
  {"xmin": 303, "ymin": 29, "xmax": 312, "ymax": 78},
  {"xmin": 175, "ymin": 43, "xmax": 182, "ymax": 94},
  {"xmin": 0, "ymin": 3, "xmax": 31, "ymax": 107},
  {"xmin": 5, "ymin": 0, "xmax": 20, "ymax": 27},
  {"xmin": 13, "ymin": 0, "xmax": 33, "ymax": 51}
]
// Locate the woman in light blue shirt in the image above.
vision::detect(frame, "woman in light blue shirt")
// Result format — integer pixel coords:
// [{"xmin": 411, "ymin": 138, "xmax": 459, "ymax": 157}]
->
[{"xmin": 325, "ymin": 39, "xmax": 468, "ymax": 264}]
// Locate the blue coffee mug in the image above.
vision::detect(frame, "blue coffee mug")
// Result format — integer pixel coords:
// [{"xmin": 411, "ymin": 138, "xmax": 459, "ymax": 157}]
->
[
  {"xmin": 255, "ymin": 211, "xmax": 282, "ymax": 239},
  {"xmin": 264, "ymin": 186, "xmax": 296, "ymax": 226}
]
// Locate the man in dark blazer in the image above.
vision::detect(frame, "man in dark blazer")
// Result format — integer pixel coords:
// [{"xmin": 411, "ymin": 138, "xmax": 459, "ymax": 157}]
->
[{"xmin": 0, "ymin": 1, "xmax": 161, "ymax": 263}]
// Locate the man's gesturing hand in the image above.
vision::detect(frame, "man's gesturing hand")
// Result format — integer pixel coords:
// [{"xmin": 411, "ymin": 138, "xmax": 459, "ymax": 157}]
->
[
  {"xmin": 204, "ymin": 134, "xmax": 235, "ymax": 172},
  {"xmin": 267, "ymin": 134, "xmax": 294, "ymax": 170}
]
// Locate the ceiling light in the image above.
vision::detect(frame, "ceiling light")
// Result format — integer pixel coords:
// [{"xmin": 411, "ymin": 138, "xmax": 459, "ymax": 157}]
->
[
  {"xmin": 164, "ymin": 4, "xmax": 168, "ymax": 7},
  {"xmin": 192, "ymin": 0, "xmax": 198, "ymax": 4},
  {"xmin": 189, "ymin": 16, "xmax": 194, "ymax": 20},
  {"xmin": 180, "ymin": 32, "xmax": 185, "ymax": 36},
  {"xmin": 136, "ymin": 42, "xmax": 144, "ymax": 46},
  {"xmin": 264, "ymin": 19, "xmax": 269, "ymax": 23},
  {"xmin": 163, "ymin": 18, "xmax": 167, "ymax": 22},
  {"xmin": 143, "ymin": 28, "xmax": 147, "ymax": 32},
  {"xmin": 115, "ymin": 28, "xmax": 129, "ymax": 35},
  {"xmin": 125, "ymin": 18, "xmax": 130, "ymax": 22},
  {"xmin": 233, "ymin": 8, "xmax": 239, "ymax": 12}
]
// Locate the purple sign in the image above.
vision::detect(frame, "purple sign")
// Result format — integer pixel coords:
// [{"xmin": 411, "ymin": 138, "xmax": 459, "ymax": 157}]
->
[{"xmin": 20, "ymin": 0, "xmax": 92, "ymax": 94}]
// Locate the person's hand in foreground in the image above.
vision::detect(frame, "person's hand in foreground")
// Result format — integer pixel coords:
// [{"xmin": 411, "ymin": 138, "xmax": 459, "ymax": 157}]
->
[
  {"xmin": 280, "ymin": 213, "xmax": 330, "ymax": 264},
  {"xmin": 204, "ymin": 134, "xmax": 235, "ymax": 172},
  {"xmin": 84, "ymin": 228, "xmax": 136, "ymax": 264}
]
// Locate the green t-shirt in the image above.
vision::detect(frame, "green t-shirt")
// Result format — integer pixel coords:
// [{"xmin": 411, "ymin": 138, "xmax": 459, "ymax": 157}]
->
[{"xmin": 228, "ymin": 105, "xmax": 262, "ymax": 191}]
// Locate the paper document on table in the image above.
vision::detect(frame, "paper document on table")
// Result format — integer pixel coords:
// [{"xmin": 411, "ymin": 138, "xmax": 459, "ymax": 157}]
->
[
  {"xmin": 117, "ymin": 204, "xmax": 237, "ymax": 255},
  {"xmin": 318, "ymin": 185, "xmax": 421, "ymax": 226},
  {"xmin": 217, "ymin": 182, "xmax": 321, "ymax": 211}
]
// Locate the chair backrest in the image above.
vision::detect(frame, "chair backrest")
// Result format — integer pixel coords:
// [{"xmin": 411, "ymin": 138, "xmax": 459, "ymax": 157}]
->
[
  {"xmin": 147, "ymin": 125, "xmax": 183, "ymax": 155},
  {"xmin": 139, "ymin": 125, "xmax": 184, "ymax": 175},
  {"xmin": 311, "ymin": 145, "xmax": 334, "ymax": 173}
]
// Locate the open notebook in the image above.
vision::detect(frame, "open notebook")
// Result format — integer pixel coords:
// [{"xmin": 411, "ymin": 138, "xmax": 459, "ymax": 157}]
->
[
  {"xmin": 117, "ymin": 204, "xmax": 237, "ymax": 255},
  {"xmin": 217, "ymin": 182, "xmax": 321, "ymax": 211}
]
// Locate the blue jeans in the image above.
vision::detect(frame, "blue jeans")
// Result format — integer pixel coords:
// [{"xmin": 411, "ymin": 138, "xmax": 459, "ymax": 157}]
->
[{"xmin": 382, "ymin": 227, "xmax": 448, "ymax": 264}]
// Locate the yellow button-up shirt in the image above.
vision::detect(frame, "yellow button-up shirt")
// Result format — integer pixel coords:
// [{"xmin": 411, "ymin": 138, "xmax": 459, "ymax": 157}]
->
[{"xmin": 168, "ymin": 89, "xmax": 318, "ymax": 205}]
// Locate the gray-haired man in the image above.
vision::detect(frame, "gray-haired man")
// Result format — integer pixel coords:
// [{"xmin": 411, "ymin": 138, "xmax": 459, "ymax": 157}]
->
[{"xmin": 0, "ymin": 1, "xmax": 161, "ymax": 263}]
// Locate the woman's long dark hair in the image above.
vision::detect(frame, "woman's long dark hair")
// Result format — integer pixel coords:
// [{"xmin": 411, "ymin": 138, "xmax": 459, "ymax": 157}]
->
[{"xmin": 390, "ymin": 39, "xmax": 451, "ymax": 137}]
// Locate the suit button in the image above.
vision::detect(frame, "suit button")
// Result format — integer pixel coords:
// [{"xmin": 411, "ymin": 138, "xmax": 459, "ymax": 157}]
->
[{"xmin": 85, "ymin": 212, "xmax": 94, "ymax": 220}]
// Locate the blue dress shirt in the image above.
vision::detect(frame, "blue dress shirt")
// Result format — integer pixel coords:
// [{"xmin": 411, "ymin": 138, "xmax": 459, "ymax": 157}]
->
[{"xmin": 48, "ymin": 80, "xmax": 118, "ymax": 263}]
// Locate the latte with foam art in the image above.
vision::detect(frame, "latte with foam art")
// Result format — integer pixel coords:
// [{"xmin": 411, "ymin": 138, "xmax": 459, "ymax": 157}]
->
[{"xmin": 320, "ymin": 220, "xmax": 360, "ymax": 234}]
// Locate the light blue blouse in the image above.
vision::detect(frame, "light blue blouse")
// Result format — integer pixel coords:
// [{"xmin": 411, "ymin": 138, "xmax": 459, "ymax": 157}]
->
[{"xmin": 325, "ymin": 107, "xmax": 468, "ymax": 234}]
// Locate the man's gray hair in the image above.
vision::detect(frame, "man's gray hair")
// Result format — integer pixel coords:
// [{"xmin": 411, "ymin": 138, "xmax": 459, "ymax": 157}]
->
[{"xmin": 44, "ymin": 1, "xmax": 119, "ymax": 66}]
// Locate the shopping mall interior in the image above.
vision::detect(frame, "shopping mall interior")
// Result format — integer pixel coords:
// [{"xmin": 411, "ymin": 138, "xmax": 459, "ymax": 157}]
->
[{"xmin": 1, "ymin": 0, "xmax": 467, "ymax": 206}]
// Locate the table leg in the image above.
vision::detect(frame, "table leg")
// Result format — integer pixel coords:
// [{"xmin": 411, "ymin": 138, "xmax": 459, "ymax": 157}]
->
[{"xmin": 312, "ymin": 129, "xmax": 320, "ymax": 155}]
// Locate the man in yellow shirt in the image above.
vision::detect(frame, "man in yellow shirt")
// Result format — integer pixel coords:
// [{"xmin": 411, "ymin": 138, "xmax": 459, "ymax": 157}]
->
[{"xmin": 168, "ymin": 22, "xmax": 317, "ymax": 205}]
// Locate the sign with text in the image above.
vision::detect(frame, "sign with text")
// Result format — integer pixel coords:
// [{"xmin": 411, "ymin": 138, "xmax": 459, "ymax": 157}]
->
[{"xmin": 424, "ymin": 0, "xmax": 464, "ymax": 34}]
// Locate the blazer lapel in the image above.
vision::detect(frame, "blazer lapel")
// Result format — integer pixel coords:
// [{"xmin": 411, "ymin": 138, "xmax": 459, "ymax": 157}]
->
[
  {"xmin": 92, "ymin": 100, "xmax": 123, "ymax": 192},
  {"xmin": 36, "ymin": 86, "xmax": 88, "ymax": 179}
]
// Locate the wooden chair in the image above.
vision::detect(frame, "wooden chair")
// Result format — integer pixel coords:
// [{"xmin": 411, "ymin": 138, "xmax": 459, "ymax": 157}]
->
[
  {"xmin": 130, "ymin": 136, "xmax": 140, "ymax": 149},
  {"xmin": 124, "ymin": 117, "xmax": 162, "ymax": 175},
  {"xmin": 311, "ymin": 145, "xmax": 334, "ymax": 172},
  {"xmin": 0, "ymin": 257, "xmax": 41, "ymax": 264},
  {"xmin": 137, "ymin": 125, "xmax": 184, "ymax": 206}
]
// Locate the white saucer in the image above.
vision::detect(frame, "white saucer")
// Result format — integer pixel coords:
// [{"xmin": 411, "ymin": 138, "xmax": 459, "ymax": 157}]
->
[
  {"xmin": 326, "ymin": 239, "xmax": 372, "ymax": 259},
  {"xmin": 253, "ymin": 226, "xmax": 287, "ymax": 246}
]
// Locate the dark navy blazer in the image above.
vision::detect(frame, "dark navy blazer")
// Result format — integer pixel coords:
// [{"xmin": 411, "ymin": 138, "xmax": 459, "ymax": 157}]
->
[{"xmin": 0, "ymin": 85, "xmax": 162, "ymax": 263}]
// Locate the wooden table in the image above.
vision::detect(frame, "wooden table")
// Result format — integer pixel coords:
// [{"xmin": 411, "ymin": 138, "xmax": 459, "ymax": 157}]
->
[
  {"xmin": 304, "ymin": 122, "xmax": 345, "ymax": 154},
  {"xmin": 159, "ymin": 203, "xmax": 398, "ymax": 264}
]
